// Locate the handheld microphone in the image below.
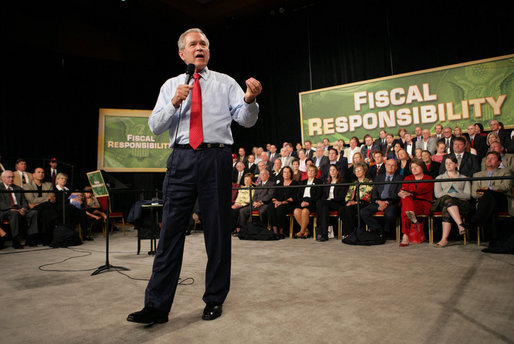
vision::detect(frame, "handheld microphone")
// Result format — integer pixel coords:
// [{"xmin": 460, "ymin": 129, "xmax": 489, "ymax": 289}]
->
[{"xmin": 185, "ymin": 63, "xmax": 195, "ymax": 84}]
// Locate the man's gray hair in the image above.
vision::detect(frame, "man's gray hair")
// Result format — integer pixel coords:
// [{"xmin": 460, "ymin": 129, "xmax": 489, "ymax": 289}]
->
[{"xmin": 177, "ymin": 28, "xmax": 209, "ymax": 51}]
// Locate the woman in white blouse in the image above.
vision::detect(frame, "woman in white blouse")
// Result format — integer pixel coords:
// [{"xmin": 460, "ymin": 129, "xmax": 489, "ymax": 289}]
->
[
  {"xmin": 432, "ymin": 156, "xmax": 472, "ymax": 247},
  {"xmin": 344, "ymin": 137, "xmax": 361, "ymax": 167}
]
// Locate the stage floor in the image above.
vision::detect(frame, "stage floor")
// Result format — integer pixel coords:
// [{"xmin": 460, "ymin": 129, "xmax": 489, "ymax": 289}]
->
[{"xmin": 1, "ymin": 227, "xmax": 513, "ymax": 344}]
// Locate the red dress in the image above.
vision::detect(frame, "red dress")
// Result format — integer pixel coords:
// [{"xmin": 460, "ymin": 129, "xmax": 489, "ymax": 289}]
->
[{"xmin": 400, "ymin": 174, "xmax": 434, "ymax": 235}]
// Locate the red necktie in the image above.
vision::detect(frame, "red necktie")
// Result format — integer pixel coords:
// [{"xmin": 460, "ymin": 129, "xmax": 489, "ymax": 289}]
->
[
  {"xmin": 189, "ymin": 73, "xmax": 203, "ymax": 149},
  {"xmin": 471, "ymin": 138, "xmax": 474, "ymax": 147},
  {"xmin": 9, "ymin": 187, "xmax": 15, "ymax": 207}
]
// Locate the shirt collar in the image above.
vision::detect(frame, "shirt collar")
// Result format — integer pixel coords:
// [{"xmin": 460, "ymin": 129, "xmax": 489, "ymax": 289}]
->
[{"xmin": 197, "ymin": 66, "xmax": 210, "ymax": 80}]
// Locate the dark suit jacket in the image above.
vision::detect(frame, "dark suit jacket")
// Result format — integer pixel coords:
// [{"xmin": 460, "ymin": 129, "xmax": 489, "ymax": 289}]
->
[
  {"xmin": 465, "ymin": 134, "xmax": 487, "ymax": 160},
  {"xmin": 296, "ymin": 178, "xmax": 323, "ymax": 205},
  {"xmin": 305, "ymin": 149, "xmax": 315, "ymax": 159},
  {"xmin": 425, "ymin": 161, "xmax": 441, "ymax": 179},
  {"xmin": 442, "ymin": 137, "xmax": 455, "ymax": 154},
  {"xmin": 375, "ymin": 139, "xmax": 388, "ymax": 154},
  {"xmin": 253, "ymin": 181, "xmax": 274, "ymax": 204},
  {"xmin": 439, "ymin": 152, "xmax": 480, "ymax": 177},
  {"xmin": 367, "ymin": 163, "xmax": 386, "ymax": 180},
  {"xmin": 232, "ymin": 169, "xmax": 247, "ymax": 186},
  {"xmin": 246, "ymin": 163, "xmax": 257, "ymax": 175},
  {"xmin": 321, "ymin": 158, "xmax": 348, "ymax": 182},
  {"xmin": 313, "ymin": 155, "xmax": 329, "ymax": 170},
  {"xmin": 371, "ymin": 174, "xmax": 403, "ymax": 204},
  {"xmin": 0, "ymin": 184, "xmax": 28, "ymax": 211},
  {"xmin": 320, "ymin": 182, "xmax": 348, "ymax": 203}
]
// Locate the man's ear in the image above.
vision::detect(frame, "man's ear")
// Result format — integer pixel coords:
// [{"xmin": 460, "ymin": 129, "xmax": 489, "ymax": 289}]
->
[{"xmin": 178, "ymin": 50, "xmax": 185, "ymax": 62}]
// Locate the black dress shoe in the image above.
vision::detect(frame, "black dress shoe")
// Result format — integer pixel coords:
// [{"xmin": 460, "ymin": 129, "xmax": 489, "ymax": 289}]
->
[
  {"xmin": 318, "ymin": 235, "xmax": 328, "ymax": 242},
  {"xmin": 202, "ymin": 302, "xmax": 222, "ymax": 320},
  {"xmin": 127, "ymin": 306, "xmax": 168, "ymax": 324}
]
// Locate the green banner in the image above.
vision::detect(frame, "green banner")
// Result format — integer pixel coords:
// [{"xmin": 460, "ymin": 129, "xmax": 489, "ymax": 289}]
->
[
  {"xmin": 299, "ymin": 55, "xmax": 514, "ymax": 143},
  {"xmin": 97, "ymin": 109, "xmax": 170, "ymax": 172}
]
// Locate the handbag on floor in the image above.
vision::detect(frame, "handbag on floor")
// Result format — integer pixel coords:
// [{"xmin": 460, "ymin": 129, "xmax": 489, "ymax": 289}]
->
[
  {"xmin": 238, "ymin": 223, "xmax": 277, "ymax": 241},
  {"xmin": 408, "ymin": 221, "xmax": 426, "ymax": 243}
]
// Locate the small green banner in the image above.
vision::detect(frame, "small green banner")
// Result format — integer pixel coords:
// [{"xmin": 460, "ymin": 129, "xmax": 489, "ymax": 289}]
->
[{"xmin": 97, "ymin": 109, "xmax": 170, "ymax": 172}]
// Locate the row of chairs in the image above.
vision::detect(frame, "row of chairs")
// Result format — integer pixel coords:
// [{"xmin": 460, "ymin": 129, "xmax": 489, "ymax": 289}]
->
[{"xmin": 250, "ymin": 210, "xmax": 513, "ymax": 245}]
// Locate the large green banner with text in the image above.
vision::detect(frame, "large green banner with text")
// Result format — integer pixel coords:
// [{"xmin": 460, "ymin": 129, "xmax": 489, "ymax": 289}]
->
[
  {"xmin": 97, "ymin": 109, "xmax": 170, "ymax": 172},
  {"xmin": 299, "ymin": 55, "xmax": 513, "ymax": 143}
]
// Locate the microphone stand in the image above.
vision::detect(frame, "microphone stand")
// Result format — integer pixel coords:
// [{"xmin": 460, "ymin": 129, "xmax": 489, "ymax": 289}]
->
[{"xmin": 91, "ymin": 191, "xmax": 129, "ymax": 276}]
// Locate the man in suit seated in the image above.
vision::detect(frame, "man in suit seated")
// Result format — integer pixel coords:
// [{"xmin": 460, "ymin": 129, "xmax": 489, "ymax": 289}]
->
[
  {"xmin": 481, "ymin": 142, "xmax": 514, "ymax": 172},
  {"xmin": 321, "ymin": 148, "xmax": 348, "ymax": 182},
  {"xmin": 313, "ymin": 146, "xmax": 329, "ymax": 170},
  {"xmin": 439, "ymin": 137, "xmax": 480, "ymax": 177},
  {"xmin": 238, "ymin": 169, "xmax": 274, "ymax": 228},
  {"xmin": 279, "ymin": 147, "xmax": 294, "ymax": 168},
  {"xmin": 271, "ymin": 159, "xmax": 283, "ymax": 182},
  {"xmin": 268, "ymin": 145, "xmax": 278, "ymax": 163},
  {"xmin": 23, "ymin": 167, "xmax": 59, "ymax": 245},
  {"xmin": 465, "ymin": 151, "xmax": 513, "ymax": 251},
  {"xmin": 415, "ymin": 129, "xmax": 437, "ymax": 154},
  {"xmin": 246, "ymin": 154, "xmax": 257, "ymax": 175},
  {"xmin": 237, "ymin": 147, "xmax": 247, "ymax": 164},
  {"xmin": 360, "ymin": 159, "xmax": 403, "ymax": 237},
  {"xmin": 259, "ymin": 152, "xmax": 273, "ymax": 171},
  {"xmin": 489, "ymin": 119, "xmax": 511, "ymax": 151},
  {"xmin": 0, "ymin": 170, "xmax": 39, "ymax": 248},
  {"xmin": 465, "ymin": 124, "xmax": 487, "ymax": 161},
  {"xmin": 366, "ymin": 150, "xmax": 386, "ymax": 180},
  {"xmin": 361, "ymin": 134, "xmax": 375, "ymax": 164},
  {"xmin": 232, "ymin": 162, "xmax": 247, "ymax": 186},
  {"xmin": 304, "ymin": 140, "xmax": 315, "ymax": 159},
  {"xmin": 13, "ymin": 158, "xmax": 33, "ymax": 187},
  {"xmin": 442, "ymin": 127, "xmax": 455, "ymax": 154}
]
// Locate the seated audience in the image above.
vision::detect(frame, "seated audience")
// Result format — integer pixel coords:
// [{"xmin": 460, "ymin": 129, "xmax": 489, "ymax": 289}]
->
[
  {"xmin": 321, "ymin": 148, "xmax": 348, "ymax": 182},
  {"xmin": 398, "ymin": 159, "xmax": 434, "ymax": 246},
  {"xmin": 313, "ymin": 146, "xmax": 329, "ymax": 169},
  {"xmin": 486, "ymin": 132, "xmax": 500, "ymax": 148},
  {"xmin": 416, "ymin": 129, "xmax": 437, "ymax": 154},
  {"xmin": 297, "ymin": 149, "xmax": 307, "ymax": 172},
  {"xmin": 54, "ymin": 173, "xmax": 88, "ymax": 237},
  {"xmin": 301, "ymin": 159, "xmax": 322, "ymax": 181},
  {"xmin": 465, "ymin": 123, "xmax": 487, "ymax": 161},
  {"xmin": 481, "ymin": 142, "xmax": 514, "ymax": 172},
  {"xmin": 279, "ymin": 147, "xmax": 294, "ymax": 168},
  {"xmin": 397, "ymin": 149, "xmax": 412, "ymax": 177},
  {"xmin": 421, "ymin": 150, "xmax": 440, "ymax": 179},
  {"xmin": 341, "ymin": 163, "xmax": 373, "ymax": 238},
  {"xmin": 238, "ymin": 169, "xmax": 274, "ymax": 228},
  {"xmin": 439, "ymin": 137, "xmax": 480, "ymax": 177},
  {"xmin": 232, "ymin": 162, "xmax": 247, "ymax": 186},
  {"xmin": 246, "ymin": 154, "xmax": 257, "ymax": 175},
  {"xmin": 83, "ymin": 186, "xmax": 107, "ymax": 239},
  {"xmin": 366, "ymin": 150, "xmax": 386, "ymax": 180},
  {"xmin": 414, "ymin": 147, "xmax": 423, "ymax": 160},
  {"xmin": 394, "ymin": 128, "xmax": 407, "ymax": 148},
  {"xmin": 361, "ymin": 134, "xmax": 375, "ymax": 164},
  {"xmin": 344, "ymin": 136, "xmax": 361, "ymax": 166},
  {"xmin": 360, "ymin": 159, "xmax": 403, "ymax": 237},
  {"xmin": 465, "ymin": 151, "xmax": 513, "ymax": 252},
  {"xmin": 385, "ymin": 133, "xmax": 396, "ymax": 159},
  {"xmin": 0, "ymin": 170, "xmax": 39, "ymax": 248},
  {"xmin": 315, "ymin": 165, "xmax": 347, "ymax": 242},
  {"xmin": 271, "ymin": 159, "xmax": 283, "ymax": 181},
  {"xmin": 293, "ymin": 165, "xmax": 322, "ymax": 238},
  {"xmin": 23, "ymin": 167, "xmax": 59, "ymax": 245},
  {"xmin": 268, "ymin": 166, "xmax": 297, "ymax": 239},
  {"xmin": 347, "ymin": 152, "xmax": 365, "ymax": 181},
  {"xmin": 474, "ymin": 123, "xmax": 487, "ymax": 138},
  {"xmin": 45, "ymin": 157, "xmax": 61, "ymax": 185},
  {"xmin": 260, "ymin": 151, "xmax": 273, "ymax": 171},
  {"xmin": 291, "ymin": 159, "xmax": 302, "ymax": 182},
  {"xmin": 403, "ymin": 133, "xmax": 415, "ymax": 158},
  {"xmin": 13, "ymin": 158, "xmax": 33, "ymax": 187},
  {"xmin": 231, "ymin": 173, "xmax": 254, "ymax": 236},
  {"xmin": 432, "ymin": 156, "xmax": 472, "ymax": 247},
  {"xmin": 432, "ymin": 140, "xmax": 446, "ymax": 163}
]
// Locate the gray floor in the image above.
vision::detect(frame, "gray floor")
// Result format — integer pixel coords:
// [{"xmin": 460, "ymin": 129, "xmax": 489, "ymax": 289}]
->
[{"xmin": 1, "ymin": 227, "xmax": 513, "ymax": 344}]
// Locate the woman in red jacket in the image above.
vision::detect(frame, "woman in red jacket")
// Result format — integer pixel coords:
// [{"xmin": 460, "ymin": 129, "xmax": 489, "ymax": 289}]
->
[{"xmin": 398, "ymin": 159, "xmax": 434, "ymax": 246}]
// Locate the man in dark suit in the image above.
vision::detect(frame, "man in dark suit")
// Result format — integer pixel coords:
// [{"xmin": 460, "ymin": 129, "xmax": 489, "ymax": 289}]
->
[
  {"xmin": 375, "ymin": 130, "xmax": 388, "ymax": 154},
  {"xmin": 442, "ymin": 127, "xmax": 455, "ymax": 154},
  {"xmin": 268, "ymin": 145, "xmax": 278, "ymax": 163},
  {"xmin": 232, "ymin": 162, "xmax": 247, "ymax": 186},
  {"xmin": 439, "ymin": 137, "xmax": 480, "ymax": 177},
  {"xmin": 238, "ymin": 169, "xmax": 274, "ymax": 227},
  {"xmin": 0, "ymin": 170, "xmax": 39, "ymax": 248},
  {"xmin": 465, "ymin": 124, "xmax": 487, "ymax": 161},
  {"xmin": 321, "ymin": 148, "xmax": 348, "ymax": 182},
  {"xmin": 246, "ymin": 154, "xmax": 257, "ymax": 175},
  {"xmin": 412, "ymin": 126, "xmax": 423, "ymax": 147},
  {"xmin": 304, "ymin": 140, "xmax": 315, "ymax": 159},
  {"xmin": 489, "ymin": 119, "xmax": 511, "ymax": 152},
  {"xmin": 360, "ymin": 159, "xmax": 403, "ymax": 237},
  {"xmin": 312, "ymin": 147, "xmax": 329, "ymax": 171},
  {"xmin": 360, "ymin": 134, "xmax": 375, "ymax": 164},
  {"xmin": 367, "ymin": 151, "xmax": 386, "ymax": 180}
]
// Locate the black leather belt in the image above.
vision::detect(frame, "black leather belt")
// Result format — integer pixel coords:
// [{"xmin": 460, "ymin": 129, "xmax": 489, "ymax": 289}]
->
[{"xmin": 174, "ymin": 143, "xmax": 231, "ymax": 150}]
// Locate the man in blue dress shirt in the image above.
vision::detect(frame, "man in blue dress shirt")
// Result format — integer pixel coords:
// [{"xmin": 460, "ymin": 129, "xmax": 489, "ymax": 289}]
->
[{"xmin": 128, "ymin": 28, "xmax": 262, "ymax": 324}]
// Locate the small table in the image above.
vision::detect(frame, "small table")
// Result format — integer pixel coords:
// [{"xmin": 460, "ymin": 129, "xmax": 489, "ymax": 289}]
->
[{"xmin": 140, "ymin": 203, "xmax": 163, "ymax": 255}]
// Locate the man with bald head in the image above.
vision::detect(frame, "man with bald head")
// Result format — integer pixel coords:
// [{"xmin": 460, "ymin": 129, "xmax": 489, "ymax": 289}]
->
[{"xmin": 0, "ymin": 170, "xmax": 39, "ymax": 249}]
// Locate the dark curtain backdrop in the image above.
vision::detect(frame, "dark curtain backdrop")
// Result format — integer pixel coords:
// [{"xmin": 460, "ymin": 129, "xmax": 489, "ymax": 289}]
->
[{"xmin": 1, "ymin": 1, "xmax": 512, "ymax": 194}]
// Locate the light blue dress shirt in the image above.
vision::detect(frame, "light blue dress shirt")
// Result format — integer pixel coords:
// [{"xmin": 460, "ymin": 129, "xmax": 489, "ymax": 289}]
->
[{"xmin": 148, "ymin": 67, "xmax": 259, "ymax": 147}]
